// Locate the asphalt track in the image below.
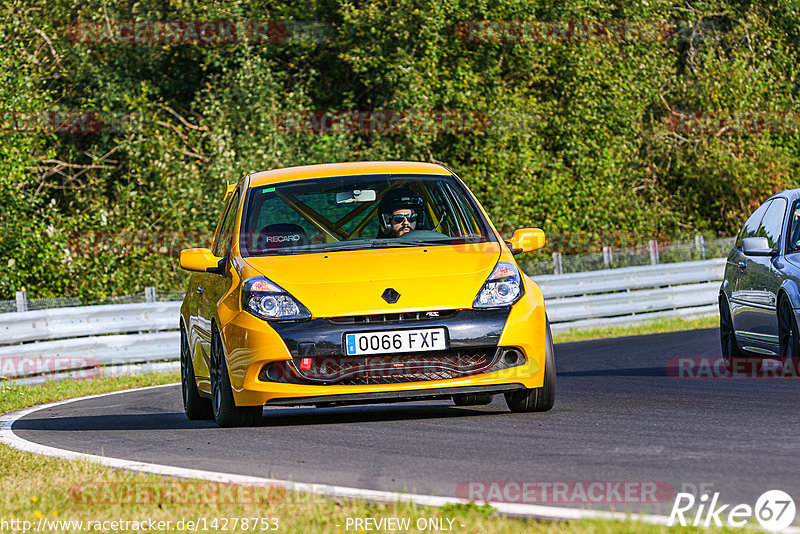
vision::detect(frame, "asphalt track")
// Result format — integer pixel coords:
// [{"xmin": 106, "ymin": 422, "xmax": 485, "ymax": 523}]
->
[{"xmin": 11, "ymin": 328, "xmax": 800, "ymax": 516}]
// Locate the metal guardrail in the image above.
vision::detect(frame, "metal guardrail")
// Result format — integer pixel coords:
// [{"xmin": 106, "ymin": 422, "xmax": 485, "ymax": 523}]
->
[
  {"xmin": 1, "ymin": 302, "xmax": 180, "ymax": 345},
  {"xmin": 0, "ymin": 303, "xmax": 180, "ymax": 380},
  {"xmin": 533, "ymin": 258, "xmax": 725, "ymax": 298},
  {"xmin": 535, "ymin": 258, "xmax": 725, "ymax": 332},
  {"xmin": 1, "ymin": 332, "xmax": 177, "ymax": 369},
  {"xmin": 518, "ymin": 236, "xmax": 734, "ymax": 276},
  {"xmin": 0, "ymin": 258, "xmax": 726, "ymax": 380},
  {"xmin": 544, "ymin": 282, "xmax": 720, "ymax": 322},
  {"xmin": 3, "ymin": 288, "xmax": 185, "ymax": 314}
]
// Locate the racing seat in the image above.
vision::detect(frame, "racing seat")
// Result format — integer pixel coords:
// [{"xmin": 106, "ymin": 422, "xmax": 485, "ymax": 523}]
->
[{"xmin": 255, "ymin": 224, "xmax": 309, "ymax": 250}]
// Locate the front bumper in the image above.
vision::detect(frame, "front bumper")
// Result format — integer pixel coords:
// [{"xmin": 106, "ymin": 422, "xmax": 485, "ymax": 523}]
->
[
  {"xmin": 266, "ymin": 384, "xmax": 526, "ymax": 407},
  {"xmin": 219, "ymin": 290, "xmax": 547, "ymax": 406}
]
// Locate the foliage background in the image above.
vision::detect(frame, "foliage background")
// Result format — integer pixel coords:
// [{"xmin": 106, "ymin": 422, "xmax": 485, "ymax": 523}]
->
[{"xmin": 1, "ymin": 0, "xmax": 798, "ymax": 299}]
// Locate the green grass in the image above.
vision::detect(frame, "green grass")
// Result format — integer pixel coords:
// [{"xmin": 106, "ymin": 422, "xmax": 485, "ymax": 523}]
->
[
  {"xmin": 552, "ymin": 315, "xmax": 718, "ymax": 344},
  {"xmin": 0, "ymin": 372, "xmax": 179, "ymax": 415},
  {"xmin": 0, "ymin": 372, "xmax": 740, "ymax": 533}
]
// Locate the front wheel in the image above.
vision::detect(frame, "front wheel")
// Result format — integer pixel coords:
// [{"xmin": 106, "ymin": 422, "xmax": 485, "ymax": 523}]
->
[
  {"xmin": 210, "ymin": 327, "xmax": 262, "ymax": 427},
  {"xmin": 505, "ymin": 319, "xmax": 556, "ymax": 413},
  {"xmin": 719, "ymin": 294, "xmax": 762, "ymax": 374},
  {"xmin": 777, "ymin": 298, "xmax": 800, "ymax": 377},
  {"xmin": 181, "ymin": 325, "xmax": 213, "ymax": 420}
]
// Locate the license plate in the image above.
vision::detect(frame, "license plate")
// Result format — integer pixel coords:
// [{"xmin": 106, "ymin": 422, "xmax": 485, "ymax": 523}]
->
[{"xmin": 344, "ymin": 328, "xmax": 448, "ymax": 356}]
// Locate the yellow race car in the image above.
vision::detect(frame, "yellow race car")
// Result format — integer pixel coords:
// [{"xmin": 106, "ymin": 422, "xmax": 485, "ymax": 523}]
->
[{"xmin": 179, "ymin": 161, "xmax": 554, "ymax": 426}]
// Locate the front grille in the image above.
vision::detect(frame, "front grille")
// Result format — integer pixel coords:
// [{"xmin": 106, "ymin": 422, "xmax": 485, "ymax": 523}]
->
[
  {"xmin": 326, "ymin": 310, "xmax": 459, "ymax": 325},
  {"xmin": 258, "ymin": 347, "xmax": 526, "ymax": 386},
  {"xmin": 297, "ymin": 350, "xmax": 494, "ymax": 384}
]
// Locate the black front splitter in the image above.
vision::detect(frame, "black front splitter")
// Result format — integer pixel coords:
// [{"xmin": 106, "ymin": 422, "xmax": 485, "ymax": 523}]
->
[{"xmin": 263, "ymin": 383, "xmax": 525, "ymax": 407}]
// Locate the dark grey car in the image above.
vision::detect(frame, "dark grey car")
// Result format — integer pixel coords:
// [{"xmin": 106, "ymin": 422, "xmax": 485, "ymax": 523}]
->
[{"xmin": 720, "ymin": 189, "xmax": 800, "ymax": 374}]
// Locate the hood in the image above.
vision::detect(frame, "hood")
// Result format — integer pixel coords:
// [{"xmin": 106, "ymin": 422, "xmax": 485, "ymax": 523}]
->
[{"xmin": 243, "ymin": 243, "xmax": 502, "ymax": 317}]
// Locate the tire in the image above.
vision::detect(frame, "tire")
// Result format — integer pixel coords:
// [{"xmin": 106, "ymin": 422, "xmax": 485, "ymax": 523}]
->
[
  {"xmin": 719, "ymin": 295, "xmax": 762, "ymax": 375},
  {"xmin": 452, "ymin": 393, "xmax": 493, "ymax": 406},
  {"xmin": 504, "ymin": 319, "xmax": 556, "ymax": 413},
  {"xmin": 777, "ymin": 297, "xmax": 800, "ymax": 377},
  {"xmin": 181, "ymin": 325, "xmax": 213, "ymax": 420},
  {"xmin": 210, "ymin": 326, "xmax": 262, "ymax": 427}
]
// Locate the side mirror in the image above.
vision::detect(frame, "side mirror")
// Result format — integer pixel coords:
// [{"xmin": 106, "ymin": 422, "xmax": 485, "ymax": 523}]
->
[
  {"xmin": 742, "ymin": 237, "xmax": 778, "ymax": 257},
  {"xmin": 507, "ymin": 228, "xmax": 545, "ymax": 254},
  {"xmin": 180, "ymin": 248, "xmax": 226, "ymax": 274}
]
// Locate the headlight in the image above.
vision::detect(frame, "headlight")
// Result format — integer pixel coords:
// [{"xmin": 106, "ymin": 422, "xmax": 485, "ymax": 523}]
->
[
  {"xmin": 241, "ymin": 277, "xmax": 311, "ymax": 321},
  {"xmin": 473, "ymin": 261, "xmax": 524, "ymax": 308}
]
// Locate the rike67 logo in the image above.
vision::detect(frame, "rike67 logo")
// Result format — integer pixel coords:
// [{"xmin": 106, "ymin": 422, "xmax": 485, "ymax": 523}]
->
[{"xmin": 669, "ymin": 490, "xmax": 796, "ymax": 531}]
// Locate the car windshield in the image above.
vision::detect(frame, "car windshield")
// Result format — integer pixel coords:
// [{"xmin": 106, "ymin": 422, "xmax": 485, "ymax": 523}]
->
[{"xmin": 240, "ymin": 173, "xmax": 496, "ymax": 256}]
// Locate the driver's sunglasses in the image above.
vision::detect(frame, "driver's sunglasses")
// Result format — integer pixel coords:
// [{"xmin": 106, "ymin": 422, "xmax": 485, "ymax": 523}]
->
[{"xmin": 391, "ymin": 213, "xmax": 418, "ymax": 224}]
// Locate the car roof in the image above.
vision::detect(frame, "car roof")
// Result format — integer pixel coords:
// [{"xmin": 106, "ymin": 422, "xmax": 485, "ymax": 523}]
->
[
  {"xmin": 771, "ymin": 189, "xmax": 800, "ymax": 203},
  {"xmin": 247, "ymin": 161, "xmax": 452, "ymax": 187}
]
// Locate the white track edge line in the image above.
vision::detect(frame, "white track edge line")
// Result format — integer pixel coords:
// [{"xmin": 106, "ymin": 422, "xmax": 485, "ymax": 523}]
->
[{"xmin": 1, "ymin": 383, "xmax": 782, "ymax": 529}]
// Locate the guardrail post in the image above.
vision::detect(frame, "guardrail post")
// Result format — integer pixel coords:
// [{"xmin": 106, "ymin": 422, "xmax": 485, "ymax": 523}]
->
[
  {"xmin": 15, "ymin": 290, "xmax": 27, "ymax": 312},
  {"xmin": 552, "ymin": 252, "xmax": 563, "ymax": 275},
  {"xmin": 602, "ymin": 246, "xmax": 612, "ymax": 268},
  {"xmin": 145, "ymin": 286, "xmax": 156, "ymax": 303},
  {"xmin": 695, "ymin": 234, "xmax": 706, "ymax": 259},
  {"xmin": 649, "ymin": 240, "xmax": 659, "ymax": 265}
]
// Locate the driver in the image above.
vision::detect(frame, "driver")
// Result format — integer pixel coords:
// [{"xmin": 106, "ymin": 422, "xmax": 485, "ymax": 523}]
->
[{"xmin": 378, "ymin": 188, "xmax": 424, "ymax": 238}]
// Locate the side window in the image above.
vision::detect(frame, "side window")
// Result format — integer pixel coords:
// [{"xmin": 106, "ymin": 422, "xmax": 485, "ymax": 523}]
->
[
  {"xmin": 212, "ymin": 190, "xmax": 241, "ymax": 257},
  {"xmin": 788, "ymin": 201, "xmax": 800, "ymax": 253},
  {"xmin": 757, "ymin": 197, "xmax": 787, "ymax": 249},
  {"xmin": 736, "ymin": 200, "xmax": 771, "ymax": 248}
]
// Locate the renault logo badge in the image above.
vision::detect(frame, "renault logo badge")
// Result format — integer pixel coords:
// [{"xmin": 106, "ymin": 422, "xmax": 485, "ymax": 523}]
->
[{"xmin": 382, "ymin": 288, "xmax": 400, "ymax": 303}]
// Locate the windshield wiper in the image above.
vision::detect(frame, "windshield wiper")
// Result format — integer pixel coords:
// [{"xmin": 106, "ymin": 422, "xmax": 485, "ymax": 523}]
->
[
  {"xmin": 252, "ymin": 247, "xmax": 300, "ymax": 255},
  {"xmin": 304, "ymin": 242, "xmax": 381, "ymax": 252},
  {"xmin": 371, "ymin": 240, "xmax": 422, "ymax": 247},
  {"xmin": 397, "ymin": 240, "xmax": 450, "ymax": 246},
  {"xmin": 255, "ymin": 238, "xmax": 477, "ymax": 255},
  {"xmin": 303, "ymin": 241, "xmax": 427, "ymax": 252}
]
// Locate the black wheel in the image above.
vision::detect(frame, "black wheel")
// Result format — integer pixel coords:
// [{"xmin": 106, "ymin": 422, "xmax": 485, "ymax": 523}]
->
[
  {"xmin": 210, "ymin": 326, "xmax": 262, "ymax": 427},
  {"xmin": 777, "ymin": 297, "xmax": 800, "ymax": 377},
  {"xmin": 181, "ymin": 325, "xmax": 213, "ymax": 420},
  {"xmin": 452, "ymin": 393, "xmax": 493, "ymax": 406},
  {"xmin": 719, "ymin": 295, "xmax": 761, "ymax": 375},
  {"xmin": 505, "ymin": 319, "xmax": 556, "ymax": 413}
]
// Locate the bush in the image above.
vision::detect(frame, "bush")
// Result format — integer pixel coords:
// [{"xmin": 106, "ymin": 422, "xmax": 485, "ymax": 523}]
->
[{"xmin": 2, "ymin": 0, "xmax": 798, "ymax": 298}]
